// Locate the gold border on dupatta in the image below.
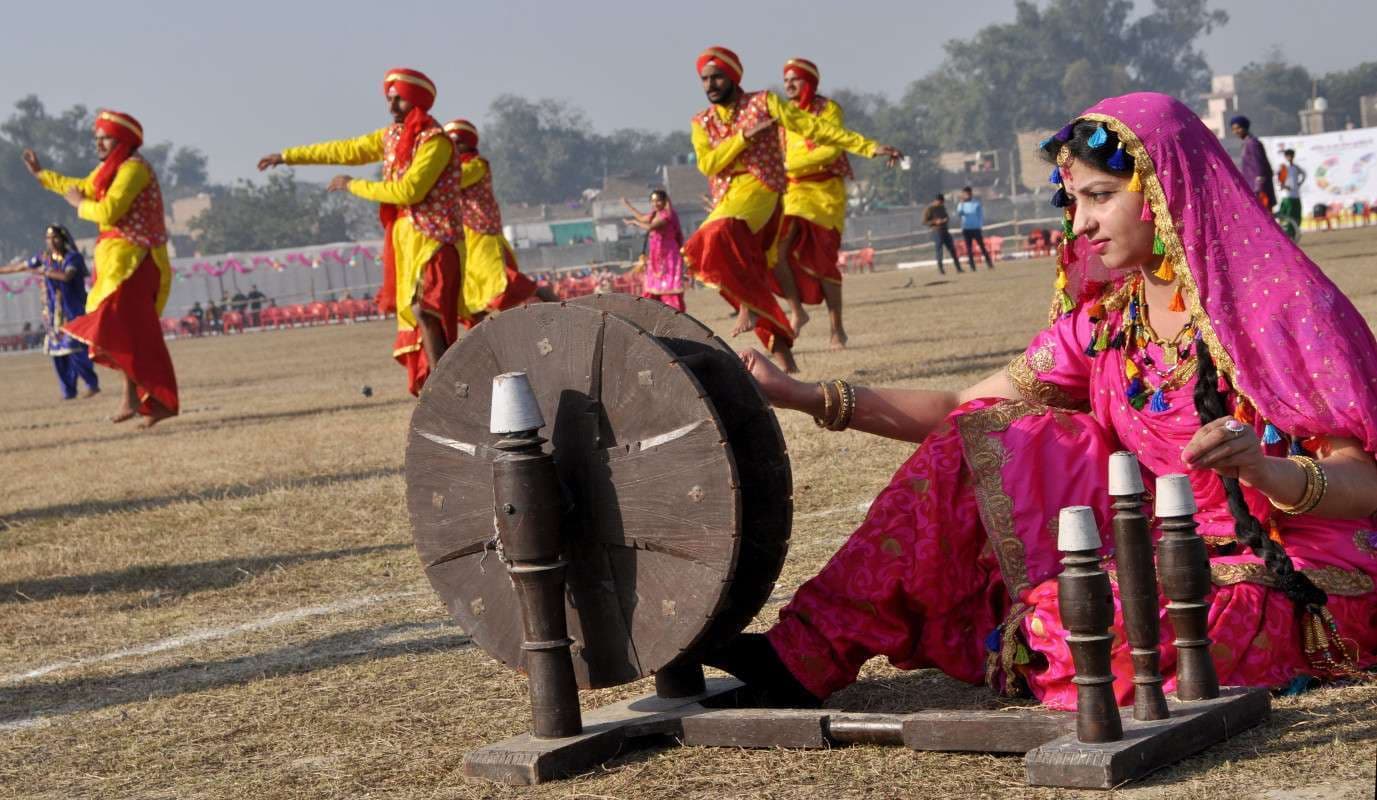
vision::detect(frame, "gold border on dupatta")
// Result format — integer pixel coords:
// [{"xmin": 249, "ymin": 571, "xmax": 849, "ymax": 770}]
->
[
  {"xmin": 1076, "ymin": 112, "xmax": 1250, "ymax": 411},
  {"xmin": 956, "ymin": 400, "xmax": 1056, "ymax": 599},
  {"xmin": 1006, "ymin": 351, "xmax": 1088, "ymax": 411}
]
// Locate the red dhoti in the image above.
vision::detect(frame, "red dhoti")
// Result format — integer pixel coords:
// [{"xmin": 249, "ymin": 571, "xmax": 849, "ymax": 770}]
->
[
  {"xmin": 778, "ymin": 216, "xmax": 843, "ymax": 307},
  {"xmin": 63, "ymin": 254, "xmax": 178, "ymax": 417},
  {"xmin": 393, "ymin": 243, "xmax": 462, "ymax": 395},
  {"xmin": 682, "ymin": 208, "xmax": 794, "ymax": 349}
]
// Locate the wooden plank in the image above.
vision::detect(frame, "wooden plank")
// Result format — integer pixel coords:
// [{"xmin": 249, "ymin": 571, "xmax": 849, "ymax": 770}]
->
[
  {"xmin": 464, "ymin": 678, "xmax": 742, "ymax": 785},
  {"xmin": 1024, "ymin": 686, "xmax": 1270, "ymax": 789},
  {"xmin": 680, "ymin": 708, "xmax": 834, "ymax": 749},
  {"xmin": 902, "ymin": 709, "xmax": 1077, "ymax": 753}
]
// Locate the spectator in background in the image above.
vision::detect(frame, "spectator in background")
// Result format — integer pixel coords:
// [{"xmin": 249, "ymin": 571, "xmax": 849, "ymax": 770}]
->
[
  {"xmin": 1231, "ymin": 115, "xmax": 1275, "ymax": 211},
  {"xmin": 188, "ymin": 301, "xmax": 205, "ymax": 328},
  {"xmin": 1276, "ymin": 148, "xmax": 1306, "ymax": 239},
  {"xmin": 231, "ymin": 289, "xmax": 248, "ymax": 320},
  {"xmin": 922, "ymin": 193, "xmax": 964, "ymax": 275},
  {"xmin": 956, "ymin": 186, "xmax": 994, "ymax": 271},
  {"xmin": 247, "ymin": 284, "xmax": 265, "ymax": 327}
]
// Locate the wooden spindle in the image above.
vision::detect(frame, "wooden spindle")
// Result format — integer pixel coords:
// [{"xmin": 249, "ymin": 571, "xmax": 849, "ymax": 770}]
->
[
  {"xmin": 1107, "ymin": 452, "xmax": 1169, "ymax": 721},
  {"xmin": 1154, "ymin": 474, "xmax": 1219, "ymax": 701},
  {"xmin": 491, "ymin": 372, "xmax": 583, "ymax": 738},
  {"xmin": 1057, "ymin": 506, "xmax": 1123, "ymax": 743}
]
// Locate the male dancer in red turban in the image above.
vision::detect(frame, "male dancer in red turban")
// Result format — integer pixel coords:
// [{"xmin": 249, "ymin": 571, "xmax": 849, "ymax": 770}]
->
[
  {"xmin": 259, "ymin": 68, "xmax": 464, "ymax": 395},
  {"xmin": 684, "ymin": 47, "xmax": 901, "ymax": 371},
  {"xmin": 26, "ymin": 109, "xmax": 179, "ymax": 426}
]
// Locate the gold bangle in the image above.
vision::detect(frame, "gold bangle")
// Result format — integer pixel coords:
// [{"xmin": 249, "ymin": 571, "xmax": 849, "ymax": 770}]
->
[
  {"xmin": 813, "ymin": 381, "xmax": 835, "ymax": 428},
  {"xmin": 1270, "ymin": 455, "xmax": 1326, "ymax": 516},
  {"xmin": 830, "ymin": 379, "xmax": 856, "ymax": 432}
]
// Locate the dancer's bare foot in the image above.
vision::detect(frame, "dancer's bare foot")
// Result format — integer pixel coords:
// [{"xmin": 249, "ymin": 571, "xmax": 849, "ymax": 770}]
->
[
  {"xmin": 830, "ymin": 329, "xmax": 848, "ymax": 351},
  {"xmin": 771, "ymin": 348, "xmax": 799, "ymax": 374},
  {"xmin": 730, "ymin": 306, "xmax": 757, "ymax": 337},
  {"xmin": 789, "ymin": 306, "xmax": 810, "ymax": 338},
  {"xmin": 111, "ymin": 408, "xmax": 136, "ymax": 424},
  {"xmin": 138, "ymin": 405, "xmax": 176, "ymax": 429}
]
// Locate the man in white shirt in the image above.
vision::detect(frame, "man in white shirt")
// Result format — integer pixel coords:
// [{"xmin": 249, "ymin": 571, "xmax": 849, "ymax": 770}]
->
[{"xmin": 1277, "ymin": 148, "xmax": 1306, "ymax": 236}]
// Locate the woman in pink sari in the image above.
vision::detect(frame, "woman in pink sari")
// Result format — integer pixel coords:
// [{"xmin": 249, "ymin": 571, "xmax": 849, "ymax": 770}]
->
[
  {"xmin": 623, "ymin": 189, "xmax": 686, "ymax": 311},
  {"xmin": 708, "ymin": 93, "xmax": 1377, "ymax": 710}
]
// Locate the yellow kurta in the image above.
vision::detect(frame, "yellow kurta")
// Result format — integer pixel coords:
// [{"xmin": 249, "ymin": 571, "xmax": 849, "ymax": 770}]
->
[
  {"xmin": 783, "ymin": 98, "xmax": 849, "ymax": 232},
  {"xmin": 457, "ymin": 157, "xmax": 514, "ymax": 312},
  {"xmin": 37, "ymin": 162, "xmax": 172, "ymax": 314},
  {"xmin": 282, "ymin": 130, "xmax": 456, "ymax": 329},
  {"xmin": 692, "ymin": 91, "xmax": 875, "ymax": 234}
]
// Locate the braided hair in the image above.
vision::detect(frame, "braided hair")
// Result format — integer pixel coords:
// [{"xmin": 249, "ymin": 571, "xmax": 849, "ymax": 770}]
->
[{"xmin": 1192, "ymin": 339, "xmax": 1328, "ymax": 614}]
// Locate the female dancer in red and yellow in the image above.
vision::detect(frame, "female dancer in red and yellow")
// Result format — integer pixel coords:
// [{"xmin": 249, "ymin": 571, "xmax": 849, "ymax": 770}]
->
[
  {"xmin": 25, "ymin": 110, "xmax": 178, "ymax": 427},
  {"xmin": 776, "ymin": 58, "xmax": 854, "ymax": 350},
  {"xmin": 258, "ymin": 68, "xmax": 463, "ymax": 395},
  {"xmin": 683, "ymin": 46, "xmax": 901, "ymax": 372},
  {"xmin": 441, "ymin": 119, "xmax": 550, "ymax": 324}
]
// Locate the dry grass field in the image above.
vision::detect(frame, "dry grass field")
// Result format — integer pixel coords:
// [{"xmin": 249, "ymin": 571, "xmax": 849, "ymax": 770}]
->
[{"xmin": 3, "ymin": 229, "xmax": 1377, "ymax": 800}]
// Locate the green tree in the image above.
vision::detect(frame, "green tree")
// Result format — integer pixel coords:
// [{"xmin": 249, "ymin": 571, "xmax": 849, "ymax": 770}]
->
[
  {"xmin": 483, "ymin": 95, "xmax": 602, "ymax": 204},
  {"xmin": 906, "ymin": 0, "xmax": 1228, "ymax": 153},
  {"xmin": 1235, "ymin": 51, "xmax": 1311, "ymax": 136},
  {"xmin": 1318, "ymin": 62, "xmax": 1377, "ymax": 129},
  {"xmin": 188, "ymin": 172, "xmax": 355, "ymax": 254}
]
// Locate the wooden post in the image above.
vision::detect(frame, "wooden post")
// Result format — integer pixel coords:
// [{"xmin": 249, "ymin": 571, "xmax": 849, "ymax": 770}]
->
[
  {"xmin": 490, "ymin": 372, "xmax": 583, "ymax": 739},
  {"xmin": 1107, "ymin": 452, "xmax": 1169, "ymax": 721},
  {"xmin": 1154, "ymin": 474, "xmax": 1219, "ymax": 701},
  {"xmin": 1056, "ymin": 506, "xmax": 1123, "ymax": 743},
  {"xmin": 655, "ymin": 660, "xmax": 707, "ymax": 699}
]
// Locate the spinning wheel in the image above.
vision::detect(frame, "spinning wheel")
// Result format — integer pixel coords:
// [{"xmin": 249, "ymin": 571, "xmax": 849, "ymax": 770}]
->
[{"xmin": 405, "ymin": 299, "xmax": 791, "ymax": 689}]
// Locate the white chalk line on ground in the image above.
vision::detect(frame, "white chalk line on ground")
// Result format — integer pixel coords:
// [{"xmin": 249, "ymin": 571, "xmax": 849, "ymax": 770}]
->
[
  {"xmin": 1, "ymin": 590, "xmax": 424, "ymax": 688},
  {"xmin": 0, "ymin": 498, "xmax": 875, "ymax": 732}
]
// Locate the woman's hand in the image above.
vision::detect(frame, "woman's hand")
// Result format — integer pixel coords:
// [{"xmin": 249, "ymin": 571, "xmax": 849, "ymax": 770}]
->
[
  {"xmin": 740, "ymin": 348, "xmax": 807, "ymax": 409},
  {"xmin": 1182, "ymin": 417, "xmax": 1267, "ymax": 482},
  {"xmin": 22, "ymin": 149, "xmax": 41, "ymax": 176},
  {"xmin": 326, "ymin": 175, "xmax": 352, "ymax": 192}
]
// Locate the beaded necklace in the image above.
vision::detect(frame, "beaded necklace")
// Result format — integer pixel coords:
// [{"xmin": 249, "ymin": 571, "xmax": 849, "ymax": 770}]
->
[{"xmin": 1083, "ymin": 274, "xmax": 1199, "ymax": 412}]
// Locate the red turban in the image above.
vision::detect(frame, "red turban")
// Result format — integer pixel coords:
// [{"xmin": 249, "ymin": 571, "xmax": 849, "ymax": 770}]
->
[
  {"xmin": 382, "ymin": 68, "xmax": 439, "ymax": 176},
  {"xmin": 443, "ymin": 119, "xmax": 479, "ymax": 150},
  {"xmin": 696, "ymin": 46, "xmax": 743, "ymax": 84},
  {"xmin": 92, "ymin": 109, "xmax": 143, "ymax": 200},
  {"xmin": 783, "ymin": 58, "xmax": 819, "ymax": 109}
]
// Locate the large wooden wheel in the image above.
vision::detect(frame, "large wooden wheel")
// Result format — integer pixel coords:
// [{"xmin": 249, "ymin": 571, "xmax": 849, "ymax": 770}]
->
[{"xmin": 406, "ymin": 301, "xmax": 791, "ymax": 689}]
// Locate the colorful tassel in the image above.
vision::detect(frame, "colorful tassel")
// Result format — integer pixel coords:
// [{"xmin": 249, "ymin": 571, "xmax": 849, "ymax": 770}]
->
[
  {"xmin": 1051, "ymin": 187, "xmax": 1069, "ymax": 208},
  {"xmin": 1153, "ymin": 258, "xmax": 1175, "ymax": 282},
  {"xmin": 1130, "ymin": 393, "xmax": 1150, "ymax": 411},
  {"xmin": 1262, "ymin": 423, "xmax": 1283, "ymax": 445},
  {"xmin": 1125, "ymin": 359, "xmax": 1140, "ymax": 379},
  {"xmin": 1288, "ymin": 437, "xmax": 1305, "ymax": 455},
  {"xmin": 1168, "ymin": 286, "xmax": 1186, "ymax": 312},
  {"xmin": 984, "ymin": 628, "xmax": 1002, "ymax": 652},
  {"xmin": 1107, "ymin": 143, "xmax": 1128, "ymax": 170},
  {"xmin": 1087, "ymin": 301, "xmax": 1105, "ymax": 320},
  {"xmin": 1233, "ymin": 400, "xmax": 1254, "ymax": 424},
  {"xmin": 1049, "ymin": 166, "xmax": 1062, "ymax": 185},
  {"xmin": 1268, "ymin": 518, "xmax": 1286, "ymax": 546},
  {"xmin": 1037, "ymin": 136, "xmax": 1053, "ymax": 150},
  {"xmin": 1055, "ymin": 123, "xmax": 1074, "ymax": 142},
  {"xmin": 1059, "ymin": 291, "xmax": 1075, "ymax": 314},
  {"xmin": 1149, "ymin": 388, "xmax": 1169, "ymax": 412},
  {"xmin": 1094, "ymin": 325, "xmax": 1110, "ymax": 352},
  {"xmin": 1087, "ymin": 125, "xmax": 1108, "ymax": 149},
  {"xmin": 1126, "ymin": 377, "xmax": 1144, "ymax": 400},
  {"xmin": 1126, "ymin": 299, "xmax": 1138, "ymax": 322},
  {"xmin": 1062, "ymin": 216, "xmax": 1075, "ymax": 238},
  {"xmin": 1303, "ymin": 435, "xmax": 1329, "ymax": 455},
  {"xmin": 1152, "ymin": 234, "xmax": 1166, "ymax": 255},
  {"xmin": 1139, "ymin": 195, "xmax": 1154, "ymax": 221},
  {"xmin": 1109, "ymin": 330, "xmax": 1126, "ymax": 350}
]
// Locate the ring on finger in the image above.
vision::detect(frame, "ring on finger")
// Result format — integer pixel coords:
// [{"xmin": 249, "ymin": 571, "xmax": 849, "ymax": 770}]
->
[{"xmin": 1223, "ymin": 419, "xmax": 1247, "ymax": 436}]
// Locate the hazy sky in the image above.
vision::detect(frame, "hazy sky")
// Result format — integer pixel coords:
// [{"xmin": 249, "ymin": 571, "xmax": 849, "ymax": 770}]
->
[{"xmin": 2, "ymin": 0, "xmax": 1370, "ymax": 183}]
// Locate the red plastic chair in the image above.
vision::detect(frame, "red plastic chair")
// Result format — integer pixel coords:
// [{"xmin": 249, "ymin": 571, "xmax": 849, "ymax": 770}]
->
[
  {"xmin": 285, "ymin": 304, "xmax": 307, "ymax": 327},
  {"xmin": 179, "ymin": 316, "xmax": 201, "ymax": 337},
  {"xmin": 858, "ymin": 248, "xmax": 875, "ymax": 272},
  {"xmin": 988, "ymin": 236, "xmax": 1004, "ymax": 261},
  {"xmin": 326, "ymin": 301, "xmax": 342, "ymax": 322},
  {"xmin": 162, "ymin": 318, "xmax": 180, "ymax": 338},
  {"xmin": 222, "ymin": 310, "xmax": 245, "ymax": 334}
]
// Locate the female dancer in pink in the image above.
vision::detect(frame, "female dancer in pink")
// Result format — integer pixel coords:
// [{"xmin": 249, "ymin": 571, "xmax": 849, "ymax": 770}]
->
[
  {"xmin": 623, "ymin": 190, "xmax": 686, "ymax": 312},
  {"xmin": 709, "ymin": 93, "xmax": 1377, "ymax": 709}
]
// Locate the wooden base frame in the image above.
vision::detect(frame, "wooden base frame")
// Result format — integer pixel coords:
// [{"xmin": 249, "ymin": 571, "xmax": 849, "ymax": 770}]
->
[{"xmin": 465, "ymin": 676, "xmax": 1269, "ymax": 789}]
